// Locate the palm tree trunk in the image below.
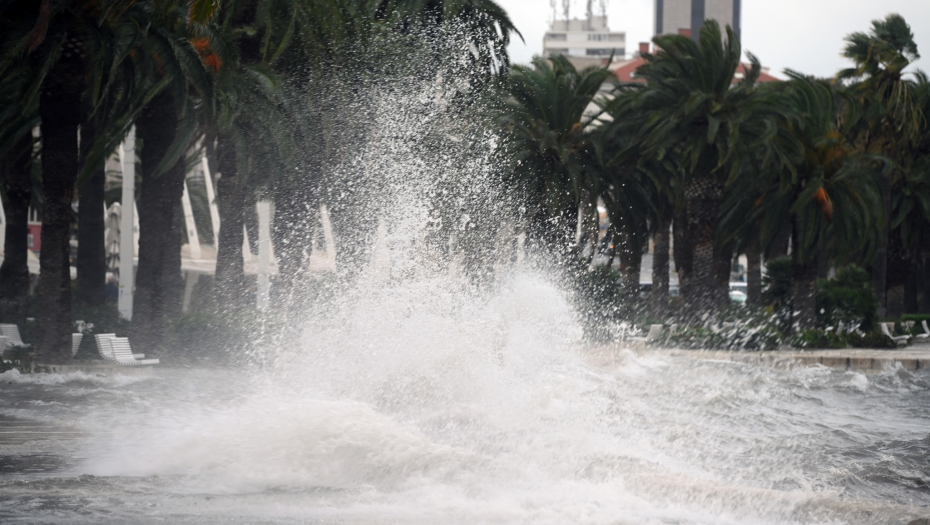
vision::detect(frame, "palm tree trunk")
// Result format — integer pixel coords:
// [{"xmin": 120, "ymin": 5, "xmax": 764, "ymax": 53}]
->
[
  {"xmin": 650, "ymin": 212, "xmax": 671, "ymax": 317},
  {"xmin": 0, "ymin": 132, "xmax": 34, "ymax": 325},
  {"xmin": 161, "ymin": 193, "xmax": 184, "ymax": 319},
  {"xmin": 36, "ymin": 51, "xmax": 84, "ymax": 364},
  {"xmin": 273, "ymin": 179, "xmax": 316, "ymax": 302},
  {"xmin": 885, "ymin": 228, "xmax": 908, "ymax": 319},
  {"xmin": 214, "ymin": 133, "xmax": 246, "ymax": 306},
  {"xmin": 133, "ymin": 93, "xmax": 185, "ymax": 354},
  {"xmin": 872, "ymin": 173, "xmax": 892, "ymax": 318},
  {"xmin": 791, "ymin": 225, "xmax": 817, "ymax": 332},
  {"xmin": 767, "ymin": 225, "xmax": 790, "ymax": 259},
  {"xmin": 618, "ymin": 227, "xmax": 643, "ymax": 299},
  {"xmin": 683, "ymin": 175, "xmax": 723, "ymax": 319},
  {"xmin": 746, "ymin": 244, "xmax": 761, "ymax": 306},
  {"xmin": 713, "ymin": 242, "xmax": 733, "ymax": 309},
  {"xmin": 600, "ymin": 230, "xmax": 618, "ymax": 277},
  {"xmin": 904, "ymin": 252, "xmax": 919, "ymax": 314},
  {"xmin": 76, "ymin": 122, "xmax": 107, "ymax": 307},
  {"xmin": 673, "ymin": 209, "xmax": 692, "ymax": 300}
]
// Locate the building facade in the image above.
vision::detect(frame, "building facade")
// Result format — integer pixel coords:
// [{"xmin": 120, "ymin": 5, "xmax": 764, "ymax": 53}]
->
[
  {"xmin": 655, "ymin": 0, "xmax": 740, "ymax": 39},
  {"xmin": 543, "ymin": 15, "xmax": 626, "ymax": 68}
]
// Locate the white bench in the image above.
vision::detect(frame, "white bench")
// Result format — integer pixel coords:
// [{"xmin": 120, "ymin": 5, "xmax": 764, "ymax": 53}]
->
[
  {"xmin": 627, "ymin": 324, "xmax": 664, "ymax": 344},
  {"xmin": 108, "ymin": 337, "xmax": 159, "ymax": 366},
  {"xmin": 0, "ymin": 324, "xmax": 30, "ymax": 347},
  {"xmin": 880, "ymin": 323, "xmax": 910, "ymax": 346},
  {"xmin": 71, "ymin": 333, "xmax": 83, "ymax": 356},
  {"xmin": 912, "ymin": 320, "xmax": 930, "ymax": 343},
  {"xmin": 0, "ymin": 335, "xmax": 11, "ymax": 362},
  {"xmin": 94, "ymin": 333, "xmax": 117, "ymax": 361}
]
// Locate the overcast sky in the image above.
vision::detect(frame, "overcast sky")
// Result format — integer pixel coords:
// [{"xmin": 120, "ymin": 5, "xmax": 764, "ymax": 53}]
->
[{"xmin": 496, "ymin": 0, "xmax": 930, "ymax": 79}]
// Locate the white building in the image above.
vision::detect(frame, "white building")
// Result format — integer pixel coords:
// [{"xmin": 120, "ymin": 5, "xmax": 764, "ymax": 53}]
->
[
  {"xmin": 654, "ymin": 0, "xmax": 741, "ymax": 39},
  {"xmin": 543, "ymin": 15, "xmax": 626, "ymax": 68}
]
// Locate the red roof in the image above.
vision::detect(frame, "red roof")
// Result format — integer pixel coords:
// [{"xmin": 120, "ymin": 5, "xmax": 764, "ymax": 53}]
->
[{"xmin": 609, "ymin": 56, "xmax": 780, "ymax": 84}]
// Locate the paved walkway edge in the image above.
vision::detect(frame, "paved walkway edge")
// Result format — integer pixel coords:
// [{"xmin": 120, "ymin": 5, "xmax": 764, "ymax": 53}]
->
[{"xmin": 593, "ymin": 345, "xmax": 930, "ymax": 373}]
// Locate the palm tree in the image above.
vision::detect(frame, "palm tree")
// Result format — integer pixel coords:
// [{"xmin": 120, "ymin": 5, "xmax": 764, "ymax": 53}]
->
[
  {"xmin": 887, "ymin": 74, "xmax": 930, "ymax": 315},
  {"xmin": 0, "ymin": 131, "xmax": 35, "ymax": 326},
  {"xmin": 597, "ymin": 86, "xmax": 670, "ymax": 304},
  {"xmin": 498, "ymin": 55, "xmax": 613, "ymax": 255},
  {"xmin": 130, "ymin": 7, "xmax": 217, "ymax": 354},
  {"xmin": 747, "ymin": 73, "xmax": 882, "ymax": 331},
  {"xmin": 614, "ymin": 21, "xmax": 792, "ymax": 319},
  {"xmin": 837, "ymin": 13, "xmax": 923, "ymax": 318}
]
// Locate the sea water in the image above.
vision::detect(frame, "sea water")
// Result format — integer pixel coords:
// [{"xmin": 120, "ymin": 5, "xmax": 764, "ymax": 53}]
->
[{"xmin": 1, "ymin": 274, "xmax": 929, "ymax": 524}]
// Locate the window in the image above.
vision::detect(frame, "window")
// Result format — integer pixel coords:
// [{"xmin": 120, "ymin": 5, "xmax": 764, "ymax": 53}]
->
[
  {"xmin": 586, "ymin": 48, "xmax": 624, "ymax": 56},
  {"xmin": 27, "ymin": 234, "xmax": 33, "ymax": 249},
  {"xmin": 588, "ymin": 34, "xmax": 609, "ymax": 41},
  {"xmin": 546, "ymin": 33, "xmax": 567, "ymax": 41}
]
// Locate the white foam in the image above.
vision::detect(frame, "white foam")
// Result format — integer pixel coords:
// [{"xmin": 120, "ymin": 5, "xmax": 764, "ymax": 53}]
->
[{"xmin": 0, "ymin": 368, "xmax": 153, "ymax": 387}]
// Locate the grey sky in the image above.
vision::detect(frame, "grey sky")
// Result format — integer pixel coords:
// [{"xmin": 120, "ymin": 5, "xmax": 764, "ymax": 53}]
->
[{"xmin": 496, "ymin": 0, "xmax": 930, "ymax": 79}]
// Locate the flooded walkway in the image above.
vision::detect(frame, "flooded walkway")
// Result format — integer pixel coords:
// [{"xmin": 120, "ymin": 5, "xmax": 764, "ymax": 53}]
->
[{"xmin": 656, "ymin": 348, "xmax": 930, "ymax": 373}]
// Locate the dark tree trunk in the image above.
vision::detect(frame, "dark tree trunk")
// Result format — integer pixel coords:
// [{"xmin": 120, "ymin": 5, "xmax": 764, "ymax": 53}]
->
[
  {"xmin": 904, "ymin": 253, "xmax": 919, "ymax": 314},
  {"xmin": 600, "ymin": 230, "xmax": 618, "ymax": 277},
  {"xmin": 713, "ymin": 242, "xmax": 733, "ymax": 309},
  {"xmin": 683, "ymin": 175, "xmax": 723, "ymax": 319},
  {"xmin": 36, "ymin": 46, "xmax": 85, "ymax": 364},
  {"xmin": 273, "ymin": 178, "xmax": 317, "ymax": 304},
  {"xmin": 133, "ymin": 94, "xmax": 186, "ymax": 355},
  {"xmin": 650, "ymin": 213, "xmax": 671, "ymax": 318},
  {"xmin": 919, "ymin": 254, "xmax": 930, "ymax": 314},
  {"xmin": 672, "ymin": 209, "xmax": 692, "ymax": 299},
  {"xmin": 746, "ymin": 244, "xmax": 761, "ymax": 306},
  {"xmin": 214, "ymin": 133, "xmax": 247, "ymax": 306},
  {"xmin": 816, "ymin": 249, "xmax": 829, "ymax": 280},
  {"xmin": 885, "ymin": 228, "xmax": 908, "ymax": 319},
  {"xmin": 161, "ymin": 188, "xmax": 184, "ymax": 319},
  {"xmin": 791, "ymin": 225, "xmax": 817, "ymax": 332},
  {"xmin": 0, "ymin": 132, "xmax": 34, "ymax": 325},
  {"xmin": 767, "ymin": 225, "xmax": 790, "ymax": 259},
  {"xmin": 872, "ymin": 173, "xmax": 892, "ymax": 318},
  {"xmin": 618, "ymin": 227, "xmax": 643, "ymax": 299},
  {"xmin": 75, "ymin": 122, "xmax": 107, "ymax": 307}
]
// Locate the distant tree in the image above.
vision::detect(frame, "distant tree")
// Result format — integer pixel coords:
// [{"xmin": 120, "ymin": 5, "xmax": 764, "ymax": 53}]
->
[
  {"xmin": 838, "ymin": 13, "xmax": 924, "ymax": 318},
  {"xmin": 615, "ymin": 21, "xmax": 792, "ymax": 320},
  {"xmin": 498, "ymin": 55, "xmax": 613, "ymax": 255}
]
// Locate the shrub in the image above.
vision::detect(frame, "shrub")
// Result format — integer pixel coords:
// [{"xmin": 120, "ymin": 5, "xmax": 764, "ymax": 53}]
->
[
  {"xmin": 567, "ymin": 261, "xmax": 636, "ymax": 343},
  {"xmin": 761, "ymin": 256, "xmax": 793, "ymax": 332},
  {"xmin": 846, "ymin": 331, "xmax": 897, "ymax": 349},
  {"xmin": 816, "ymin": 265, "xmax": 878, "ymax": 332},
  {"xmin": 790, "ymin": 329, "xmax": 845, "ymax": 349}
]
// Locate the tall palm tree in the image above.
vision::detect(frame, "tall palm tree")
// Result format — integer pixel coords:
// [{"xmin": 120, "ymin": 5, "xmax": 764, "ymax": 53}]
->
[
  {"xmin": 837, "ymin": 13, "xmax": 923, "ymax": 318},
  {"xmin": 597, "ymin": 86, "xmax": 669, "ymax": 303},
  {"xmin": 0, "ymin": 131, "xmax": 35, "ymax": 326},
  {"xmin": 498, "ymin": 55, "xmax": 613, "ymax": 255},
  {"xmin": 130, "ymin": 6, "xmax": 217, "ymax": 354},
  {"xmin": 616, "ymin": 21, "xmax": 792, "ymax": 319},
  {"xmin": 741, "ymin": 73, "xmax": 882, "ymax": 331}
]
